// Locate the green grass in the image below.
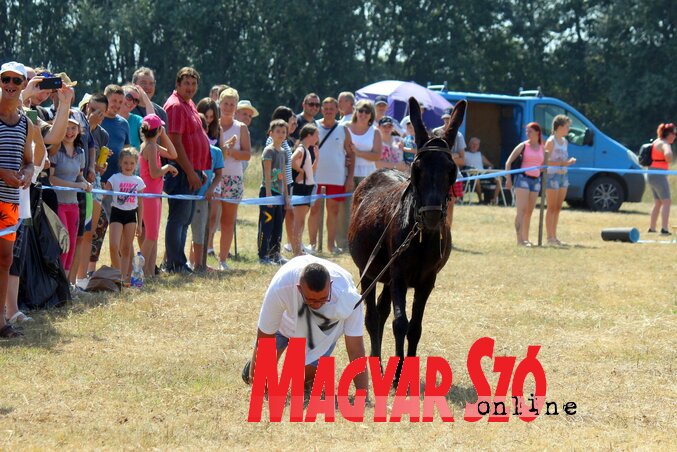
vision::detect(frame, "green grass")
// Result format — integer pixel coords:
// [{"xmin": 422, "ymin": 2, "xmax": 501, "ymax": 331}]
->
[{"xmin": 1, "ymin": 155, "xmax": 675, "ymax": 450}]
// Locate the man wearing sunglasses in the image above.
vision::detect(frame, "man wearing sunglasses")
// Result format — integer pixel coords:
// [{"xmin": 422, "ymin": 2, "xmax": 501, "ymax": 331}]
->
[
  {"xmin": 0, "ymin": 61, "xmax": 36, "ymax": 338},
  {"xmin": 244, "ymin": 255, "xmax": 367, "ymax": 393},
  {"xmin": 292, "ymin": 93, "xmax": 321, "ymax": 140}
]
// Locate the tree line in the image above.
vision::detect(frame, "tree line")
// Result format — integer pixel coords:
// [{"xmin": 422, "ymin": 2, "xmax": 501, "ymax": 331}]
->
[{"xmin": 2, "ymin": 0, "xmax": 675, "ymax": 149}]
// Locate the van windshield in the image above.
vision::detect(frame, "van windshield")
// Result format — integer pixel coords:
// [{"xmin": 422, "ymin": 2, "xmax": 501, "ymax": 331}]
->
[{"xmin": 534, "ymin": 104, "xmax": 589, "ymax": 146}]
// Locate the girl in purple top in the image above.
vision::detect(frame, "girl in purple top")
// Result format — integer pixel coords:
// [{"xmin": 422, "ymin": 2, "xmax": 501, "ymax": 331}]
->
[{"xmin": 505, "ymin": 122, "xmax": 545, "ymax": 247}]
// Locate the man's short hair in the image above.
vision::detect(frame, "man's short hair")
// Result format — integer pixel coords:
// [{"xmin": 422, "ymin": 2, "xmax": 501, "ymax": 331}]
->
[
  {"xmin": 176, "ymin": 67, "xmax": 200, "ymax": 84},
  {"xmin": 268, "ymin": 118, "xmax": 288, "ymax": 134},
  {"xmin": 303, "ymin": 93, "xmax": 320, "ymax": 103},
  {"xmin": 132, "ymin": 67, "xmax": 155, "ymax": 83},
  {"xmin": 301, "ymin": 263, "xmax": 330, "ymax": 292},
  {"xmin": 322, "ymin": 97, "xmax": 338, "ymax": 108},
  {"xmin": 338, "ymin": 91, "xmax": 355, "ymax": 103},
  {"xmin": 104, "ymin": 84, "xmax": 123, "ymax": 97},
  {"xmin": 89, "ymin": 92, "xmax": 108, "ymax": 108}
]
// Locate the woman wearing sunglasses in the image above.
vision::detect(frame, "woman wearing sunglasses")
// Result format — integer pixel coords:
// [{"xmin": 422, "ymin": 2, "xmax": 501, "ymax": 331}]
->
[
  {"xmin": 347, "ymin": 99, "xmax": 382, "ymax": 188},
  {"xmin": 120, "ymin": 85, "xmax": 154, "ymax": 152}
]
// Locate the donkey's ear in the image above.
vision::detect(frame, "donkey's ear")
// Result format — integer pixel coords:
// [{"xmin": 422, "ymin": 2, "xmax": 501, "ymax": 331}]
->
[
  {"xmin": 409, "ymin": 97, "xmax": 429, "ymax": 149},
  {"xmin": 445, "ymin": 100, "xmax": 467, "ymax": 145}
]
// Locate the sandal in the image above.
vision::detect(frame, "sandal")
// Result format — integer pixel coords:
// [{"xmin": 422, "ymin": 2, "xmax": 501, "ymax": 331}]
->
[
  {"xmin": 7, "ymin": 311, "xmax": 33, "ymax": 325},
  {"xmin": 0, "ymin": 324, "xmax": 24, "ymax": 338}
]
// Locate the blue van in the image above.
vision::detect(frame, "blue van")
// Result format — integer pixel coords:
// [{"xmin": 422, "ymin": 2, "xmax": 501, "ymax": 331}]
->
[{"xmin": 428, "ymin": 87, "xmax": 645, "ymax": 211}]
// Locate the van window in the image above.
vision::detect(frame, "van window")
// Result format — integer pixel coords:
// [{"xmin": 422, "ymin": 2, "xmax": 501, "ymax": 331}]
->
[{"xmin": 534, "ymin": 104, "xmax": 589, "ymax": 146}]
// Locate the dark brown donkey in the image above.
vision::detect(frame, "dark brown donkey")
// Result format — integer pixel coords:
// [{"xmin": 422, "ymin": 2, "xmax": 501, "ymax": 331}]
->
[{"xmin": 348, "ymin": 97, "xmax": 466, "ymax": 385}]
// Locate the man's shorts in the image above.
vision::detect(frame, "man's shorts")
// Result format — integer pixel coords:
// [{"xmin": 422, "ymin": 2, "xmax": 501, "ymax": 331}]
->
[
  {"xmin": 317, "ymin": 184, "xmax": 346, "ymax": 202},
  {"xmin": 0, "ymin": 201, "xmax": 19, "ymax": 242},
  {"xmin": 275, "ymin": 332, "xmax": 337, "ymax": 367},
  {"xmin": 514, "ymin": 173, "xmax": 541, "ymax": 193},
  {"xmin": 448, "ymin": 181, "xmax": 463, "ymax": 198},
  {"xmin": 546, "ymin": 173, "xmax": 569, "ymax": 190}
]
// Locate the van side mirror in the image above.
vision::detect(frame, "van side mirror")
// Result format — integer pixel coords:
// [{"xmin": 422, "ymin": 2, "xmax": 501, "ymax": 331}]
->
[{"xmin": 583, "ymin": 128, "xmax": 594, "ymax": 146}]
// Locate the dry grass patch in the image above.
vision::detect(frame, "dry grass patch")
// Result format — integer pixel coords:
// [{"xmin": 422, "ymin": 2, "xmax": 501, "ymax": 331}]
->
[{"xmin": 2, "ymin": 157, "xmax": 675, "ymax": 450}]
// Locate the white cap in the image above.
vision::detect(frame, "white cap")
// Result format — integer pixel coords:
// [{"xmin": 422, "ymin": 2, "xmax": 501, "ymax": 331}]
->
[{"xmin": 0, "ymin": 61, "xmax": 27, "ymax": 79}]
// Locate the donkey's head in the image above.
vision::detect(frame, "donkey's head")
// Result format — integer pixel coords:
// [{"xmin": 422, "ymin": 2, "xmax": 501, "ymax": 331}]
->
[{"xmin": 408, "ymin": 97, "xmax": 466, "ymax": 231}]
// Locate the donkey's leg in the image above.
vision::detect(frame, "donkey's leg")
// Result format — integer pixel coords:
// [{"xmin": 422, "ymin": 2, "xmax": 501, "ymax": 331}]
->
[
  {"xmin": 407, "ymin": 277, "xmax": 435, "ymax": 358},
  {"xmin": 375, "ymin": 284, "xmax": 391, "ymax": 358},
  {"xmin": 362, "ymin": 276, "xmax": 381, "ymax": 358},
  {"xmin": 390, "ymin": 278, "xmax": 408, "ymax": 386}
]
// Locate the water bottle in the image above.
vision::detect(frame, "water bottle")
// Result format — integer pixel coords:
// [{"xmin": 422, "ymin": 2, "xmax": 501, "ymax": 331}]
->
[{"xmin": 130, "ymin": 252, "xmax": 145, "ymax": 288}]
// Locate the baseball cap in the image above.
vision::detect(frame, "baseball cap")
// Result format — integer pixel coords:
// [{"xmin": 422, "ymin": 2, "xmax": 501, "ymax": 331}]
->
[
  {"xmin": 0, "ymin": 61, "xmax": 27, "ymax": 79},
  {"xmin": 374, "ymin": 95, "xmax": 388, "ymax": 106},
  {"xmin": 237, "ymin": 100, "xmax": 259, "ymax": 118},
  {"xmin": 400, "ymin": 116, "xmax": 412, "ymax": 128},
  {"xmin": 142, "ymin": 113, "xmax": 165, "ymax": 129},
  {"xmin": 378, "ymin": 116, "xmax": 395, "ymax": 126},
  {"xmin": 441, "ymin": 107, "xmax": 452, "ymax": 119}
]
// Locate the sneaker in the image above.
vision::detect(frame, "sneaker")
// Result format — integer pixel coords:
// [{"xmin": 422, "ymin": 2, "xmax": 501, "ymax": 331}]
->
[
  {"xmin": 258, "ymin": 258, "xmax": 274, "ymax": 265},
  {"xmin": 329, "ymin": 247, "xmax": 343, "ymax": 255},
  {"xmin": 70, "ymin": 283, "xmax": 86, "ymax": 299},
  {"xmin": 648, "ymin": 228, "xmax": 657, "ymax": 233},
  {"xmin": 207, "ymin": 248, "xmax": 216, "ymax": 257},
  {"xmin": 283, "ymin": 243, "xmax": 293, "ymax": 252},
  {"xmin": 272, "ymin": 255, "xmax": 289, "ymax": 265},
  {"xmin": 660, "ymin": 229, "xmax": 672, "ymax": 236},
  {"xmin": 7, "ymin": 311, "xmax": 33, "ymax": 325},
  {"xmin": 218, "ymin": 261, "xmax": 230, "ymax": 271},
  {"xmin": 75, "ymin": 278, "xmax": 89, "ymax": 290},
  {"xmin": 304, "ymin": 244, "xmax": 317, "ymax": 255}
]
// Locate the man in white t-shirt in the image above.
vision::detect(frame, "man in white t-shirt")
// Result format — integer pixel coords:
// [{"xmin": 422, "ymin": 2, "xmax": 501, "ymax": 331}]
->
[
  {"xmin": 244, "ymin": 255, "xmax": 368, "ymax": 391},
  {"xmin": 338, "ymin": 91, "xmax": 354, "ymax": 124},
  {"xmin": 307, "ymin": 98, "xmax": 354, "ymax": 254}
]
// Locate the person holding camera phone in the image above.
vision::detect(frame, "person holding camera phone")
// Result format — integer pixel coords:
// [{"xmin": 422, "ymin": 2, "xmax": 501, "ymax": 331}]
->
[{"xmin": 0, "ymin": 61, "xmax": 36, "ymax": 339}]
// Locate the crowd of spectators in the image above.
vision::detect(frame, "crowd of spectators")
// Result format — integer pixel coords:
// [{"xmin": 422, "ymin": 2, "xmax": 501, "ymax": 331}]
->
[{"xmin": 4, "ymin": 58, "xmax": 605, "ymax": 339}]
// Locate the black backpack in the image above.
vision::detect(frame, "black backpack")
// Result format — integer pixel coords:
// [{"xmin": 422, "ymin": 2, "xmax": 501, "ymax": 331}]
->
[{"xmin": 638, "ymin": 142, "xmax": 653, "ymax": 167}]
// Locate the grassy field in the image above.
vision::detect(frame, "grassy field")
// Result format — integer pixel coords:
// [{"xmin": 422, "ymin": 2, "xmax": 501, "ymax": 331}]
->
[{"xmin": 1, "ymin": 155, "xmax": 675, "ymax": 450}]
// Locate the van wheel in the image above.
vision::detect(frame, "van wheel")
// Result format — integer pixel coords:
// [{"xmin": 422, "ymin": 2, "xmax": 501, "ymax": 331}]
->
[{"xmin": 585, "ymin": 177, "xmax": 624, "ymax": 211}]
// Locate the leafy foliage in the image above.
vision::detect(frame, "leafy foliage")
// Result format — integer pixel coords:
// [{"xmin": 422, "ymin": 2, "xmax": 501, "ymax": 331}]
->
[{"xmin": 1, "ymin": 0, "xmax": 674, "ymax": 147}]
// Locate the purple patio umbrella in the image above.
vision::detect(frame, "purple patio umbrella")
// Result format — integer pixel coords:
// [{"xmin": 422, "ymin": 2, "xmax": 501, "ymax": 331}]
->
[{"xmin": 355, "ymin": 80, "xmax": 453, "ymax": 124}]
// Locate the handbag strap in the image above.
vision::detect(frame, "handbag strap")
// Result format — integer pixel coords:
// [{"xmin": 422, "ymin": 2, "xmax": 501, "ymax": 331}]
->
[{"xmin": 318, "ymin": 122, "xmax": 339, "ymax": 149}]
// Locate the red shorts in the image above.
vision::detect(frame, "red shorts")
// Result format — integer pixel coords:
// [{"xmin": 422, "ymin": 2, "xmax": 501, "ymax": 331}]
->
[
  {"xmin": 0, "ymin": 201, "xmax": 19, "ymax": 241},
  {"xmin": 449, "ymin": 181, "xmax": 463, "ymax": 199},
  {"xmin": 317, "ymin": 184, "xmax": 347, "ymax": 202}
]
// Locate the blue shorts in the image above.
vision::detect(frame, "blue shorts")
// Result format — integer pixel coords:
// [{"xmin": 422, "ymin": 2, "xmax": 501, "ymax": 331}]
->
[
  {"xmin": 276, "ymin": 332, "xmax": 337, "ymax": 367},
  {"xmin": 546, "ymin": 173, "xmax": 569, "ymax": 190},
  {"xmin": 514, "ymin": 173, "xmax": 541, "ymax": 193}
]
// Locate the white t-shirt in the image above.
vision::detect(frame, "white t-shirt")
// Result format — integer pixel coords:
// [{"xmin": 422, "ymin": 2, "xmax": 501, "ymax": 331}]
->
[
  {"xmin": 314, "ymin": 120, "xmax": 346, "ymax": 186},
  {"xmin": 464, "ymin": 151, "xmax": 484, "ymax": 170},
  {"xmin": 257, "ymin": 255, "xmax": 364, "ymax": 365},
  {"xmin": 108, "ymin": 173, "xmax": 146, "ymax": 210},
  {"xmin": 349, "ymin": 126, "xmax": 377, "ymax": 178},
  {"xmin": 221, "ymin": 120, "xmax": 244, "ymax": 177},
  {"xmin": 294, "ymin": 145, "xmax": 315, "ymax": 186}
]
